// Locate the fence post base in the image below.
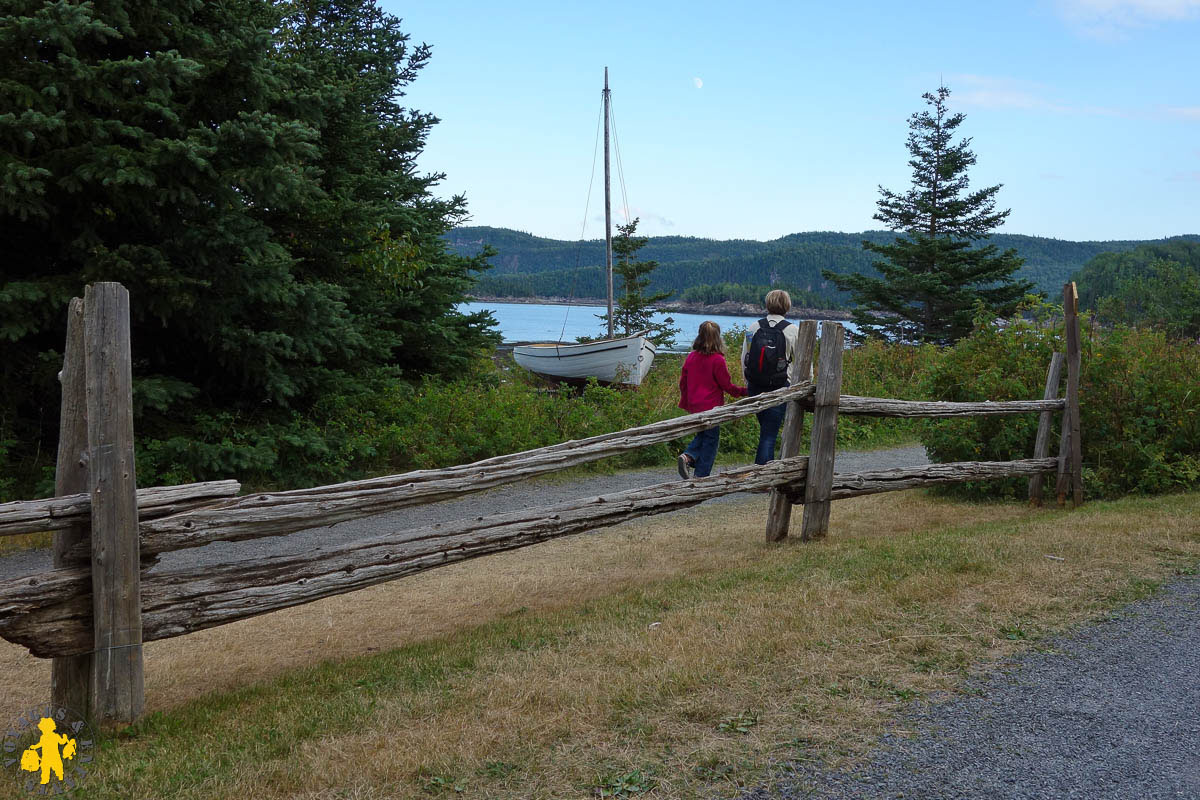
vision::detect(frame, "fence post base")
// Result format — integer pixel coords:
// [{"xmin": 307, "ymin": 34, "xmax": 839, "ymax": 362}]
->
[
  {"xmin": 801, "ymin": 323, "xmax": 845, "ymax": 542},
  {"xmin": 84, "ymin": 283, "xmax": 145, "ymax": 726},
  {"xmin": 52, "ymin": 297, "xmax": 94, "ymax": 717},
  {"xmin": 1055, "ymin": 282, "xmax": 1083, "ymax": 508},
  {"xmin": 765, "ymin": 321, "xmax": 817, "ymax": 542}
]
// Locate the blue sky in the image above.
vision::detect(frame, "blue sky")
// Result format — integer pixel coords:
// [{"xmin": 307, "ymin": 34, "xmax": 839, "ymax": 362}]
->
[{"xmin": 385, "ymin": 0, "xmax": 1199, "ymax": 242}]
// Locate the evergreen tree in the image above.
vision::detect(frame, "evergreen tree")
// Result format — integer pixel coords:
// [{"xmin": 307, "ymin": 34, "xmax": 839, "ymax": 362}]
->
[
  {"xmin": 596, "ymin": 219, "xmax": 679, "ymax": 347},
  {"xmin": 273, "ymin": 0, "xmax": 496, "ymax": 380},
  {"xmin": 823, "ymin": 86, "xmax": 1032, "ymax": 344},
  {"xmin": 0, "ymin": 0, "xmax": 495, "ymax": 495}
]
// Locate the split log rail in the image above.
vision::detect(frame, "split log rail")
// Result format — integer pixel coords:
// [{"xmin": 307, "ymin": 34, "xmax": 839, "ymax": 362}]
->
[{"xmin": 0, "ymin": 282, "xmax": 1083, "ymax": 726}]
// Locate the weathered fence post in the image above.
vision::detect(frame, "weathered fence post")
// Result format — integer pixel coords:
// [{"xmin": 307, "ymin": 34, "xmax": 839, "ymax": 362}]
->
[
  {"xmin": 1055, "ymin": 282, "xmax": 1084, "ymax": 508},
  {"xmin": 765, "ymin": 321, "xmax": 818, "ymax": 542},
  {"xmin": 52, "ymin": 298, "xmax": 93, "ymax": 715},
  {"xmin": 83, "ymin": 282, "xmax": 145, "ymax": 725},
  {"xmin": 801, "ymin": 322, "xmax": 845, "ymax": 542},
  {"xmin": 1028, "ymin": 352, "xmax": 1064, "ymax": 506}
]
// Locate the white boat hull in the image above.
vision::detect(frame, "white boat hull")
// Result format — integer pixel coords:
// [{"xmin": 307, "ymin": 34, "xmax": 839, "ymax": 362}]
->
[{"xmin": 512, "ymin": 334, "xmax": 657, "ymax": 386}]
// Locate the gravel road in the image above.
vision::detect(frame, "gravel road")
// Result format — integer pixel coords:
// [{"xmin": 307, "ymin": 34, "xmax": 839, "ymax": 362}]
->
[
  {"xmin": 738, "ymin": 573, "xmax": 1200, "ymax": 800},
  {"xmin": 0, "ymin": 445, "xmax": 929, "ymax": 581}
]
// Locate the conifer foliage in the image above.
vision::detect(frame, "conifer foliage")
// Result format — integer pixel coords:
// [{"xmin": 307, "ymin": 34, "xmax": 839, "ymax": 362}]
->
[
  {"xmin": 598, "ymin": 219, "xmax": 679, "ymax": 347},
  {"xmin": 824, "ymin": 86, "xmax": 1031, "ymax": 344},
  {"xmin": 0, "ymin": 0, "xmax": 496, "ymax": 495}
]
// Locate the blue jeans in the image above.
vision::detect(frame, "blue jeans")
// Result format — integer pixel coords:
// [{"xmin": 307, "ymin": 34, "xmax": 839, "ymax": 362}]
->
[
  {"xmin": 683, "ymin": 426, "xmax": 721, "ymax": 478},
  {"xmin": 748, "ymin": 384, "xmax": 787, "ymax": 465}
]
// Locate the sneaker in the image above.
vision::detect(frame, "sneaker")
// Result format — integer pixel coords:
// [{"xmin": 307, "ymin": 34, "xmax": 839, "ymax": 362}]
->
[{"xmin": 677, "ymin": 453, "xmax": 693, "ymax": 479}]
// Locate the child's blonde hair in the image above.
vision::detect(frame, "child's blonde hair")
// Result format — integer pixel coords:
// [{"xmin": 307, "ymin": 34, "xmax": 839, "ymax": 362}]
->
[{"xmin": 692, "ymin": 321, "xmax": 724, "ymax": 354}]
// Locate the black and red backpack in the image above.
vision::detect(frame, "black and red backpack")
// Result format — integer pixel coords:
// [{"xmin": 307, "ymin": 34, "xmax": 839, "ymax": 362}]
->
[{"xmin": 744, "ymin": 318, "xmax": 791, "ymax": 389}]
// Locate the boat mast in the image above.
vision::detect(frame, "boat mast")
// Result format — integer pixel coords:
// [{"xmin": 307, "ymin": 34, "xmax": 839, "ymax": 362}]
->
[{"xmin": 603, "ymin": 67, "xmax": 614, "ymax": 339}]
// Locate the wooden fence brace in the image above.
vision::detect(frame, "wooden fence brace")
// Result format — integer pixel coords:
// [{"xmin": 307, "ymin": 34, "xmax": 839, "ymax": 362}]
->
[
  {"xmin": 1056, "ymin": 282, "xmax": 1084, "ymax": 507},
  {"xmin": 765, "ymin": 320, "xmax": 818, "ymax": 542},
  {"xmin": 1028, "ymin": 352, "xmax": 1065, "ymax": 505},
  {"xmin": 801, "ymin": 322, "xmax": 845, "ymax": 541},
  {"xmin": 52, "ymin": 298, "xmax": 93, "ymax": 717},
  {"xmin": 84, "ymin": 283, "xmax": 145, "ymax": 725}
]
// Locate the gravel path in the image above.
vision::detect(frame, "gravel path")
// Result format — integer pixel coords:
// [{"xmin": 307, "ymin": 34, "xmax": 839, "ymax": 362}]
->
[
  {"xmin": 739, "ymin": 573, "xmax": 1200, "ymax": 800},
  {"xmin": 0, "ymin": 445, "xmax": 929, "ymax": 580}
]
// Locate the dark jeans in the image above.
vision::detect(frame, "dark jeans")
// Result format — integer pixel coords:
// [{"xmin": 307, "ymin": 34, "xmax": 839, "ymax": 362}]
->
[
  {"xmin": 748, "ymin": 384, "xmax": 787, "ymax": 465},
  {"xmin": 683, "ymin": 425, "xmax": 721, "ymax": 478}
]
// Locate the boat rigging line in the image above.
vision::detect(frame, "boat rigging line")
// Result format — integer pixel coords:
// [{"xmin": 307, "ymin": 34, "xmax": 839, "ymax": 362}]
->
[{"xmin": 557, "ymin": 94, "xmax": 605, "ymax": 344}]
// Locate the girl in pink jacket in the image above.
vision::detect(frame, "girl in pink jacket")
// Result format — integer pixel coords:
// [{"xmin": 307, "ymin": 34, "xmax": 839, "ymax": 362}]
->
[{"xmin": 677, "ymin": 321, "xmax": 747, "ymax": 478}]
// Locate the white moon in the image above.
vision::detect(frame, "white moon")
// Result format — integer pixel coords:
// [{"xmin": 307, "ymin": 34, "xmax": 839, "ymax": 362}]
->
[{"xmin": 693, "ymin": 77, "xmax": 703, "ymax": 89}]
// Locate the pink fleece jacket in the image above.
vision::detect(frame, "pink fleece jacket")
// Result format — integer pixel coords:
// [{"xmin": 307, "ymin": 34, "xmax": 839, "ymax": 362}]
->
[{"xmin": 678, "ymin": 351, "xmax": 747, "ymax": 413}]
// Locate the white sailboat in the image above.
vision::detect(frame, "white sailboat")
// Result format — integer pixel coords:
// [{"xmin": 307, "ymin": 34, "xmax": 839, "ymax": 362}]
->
[{"xmin": 512, "ymin": 69, "xmax": 658, "ymax": 387}]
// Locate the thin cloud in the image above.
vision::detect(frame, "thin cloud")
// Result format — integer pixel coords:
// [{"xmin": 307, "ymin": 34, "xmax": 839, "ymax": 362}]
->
[
  {"xmin": 1055, "ymin": 0, "xmax": 1200, "ymax": 38},
  {"xmin": 1164, "ymin": 106, "xmax": 1200, "ymax": 120},
  {"xmin": 590, "ymin": 209, "xmax": 676, "ymax": 230},
  {"xmin": 627, "ymin": 208, "xmax": 676, "ymax": 230}
]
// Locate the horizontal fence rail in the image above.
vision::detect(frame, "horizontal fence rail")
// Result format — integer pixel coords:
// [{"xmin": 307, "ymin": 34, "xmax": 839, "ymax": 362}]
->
[
  {"xmin": 0, "ymin": 481, "xmax": 241, "ymax": 539},
  {"xmin": 825, "ymin": 396, "xmax": 1066, "ymax": 418},
  {"xmin": 89, "ymin": 382, "xmax": 817, "ymax": 557},
  {"xmin": 0, "ymin": 456, "xmax": 1060, "ymax": 658},
  {"xmin": 785, "ymin": 458, "xmax": 1059, "ymax": 503}
]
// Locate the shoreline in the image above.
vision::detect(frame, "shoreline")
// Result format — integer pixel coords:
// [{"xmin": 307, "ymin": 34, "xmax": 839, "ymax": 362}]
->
[{"xmin": 466, "ymin": 295, "xmax": 853, "ymax": 322}]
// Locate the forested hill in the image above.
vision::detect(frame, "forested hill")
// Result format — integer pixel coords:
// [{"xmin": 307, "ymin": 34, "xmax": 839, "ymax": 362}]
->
[{"xmin": 449, "ymin": 226, "xmax": 1200, "ymax": 307}]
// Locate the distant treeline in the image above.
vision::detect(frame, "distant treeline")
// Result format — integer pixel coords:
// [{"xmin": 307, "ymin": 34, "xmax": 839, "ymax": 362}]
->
[
  {"xmin": 1074, "ymin": 240, "xmax": 1200, "ymax": 339},
  {"xmin": 449, "ymin": 226, "xmax": 1200, "ymax": 308},
  {"xmin": 677, "ymin": 282, "xmax": 836, "ymax": 309}
]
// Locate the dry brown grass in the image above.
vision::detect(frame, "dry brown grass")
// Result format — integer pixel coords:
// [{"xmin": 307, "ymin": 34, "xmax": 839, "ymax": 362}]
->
[
  {"xmin": 2, "ymin": 489, "xmax": 1198, "ymax": 799},
  {"xmin": 0, "ymin": 531, "xmax": 51, "ymax": 557}
]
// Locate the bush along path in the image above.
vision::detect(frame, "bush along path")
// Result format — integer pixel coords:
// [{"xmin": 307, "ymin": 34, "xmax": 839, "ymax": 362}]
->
[
  {"xmin": 739, "ymin": 571, "xmax": 1200, "ymax": 800},
  {"xmin": 0, "ymin": 445, "xmax": 929, "ymax": 582}
]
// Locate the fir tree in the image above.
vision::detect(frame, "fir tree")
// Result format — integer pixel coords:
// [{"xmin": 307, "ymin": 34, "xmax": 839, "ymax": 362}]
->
[
  {"xmin": 0, "ymin": 0, "xmax": 495, "ymax": 494},
  {"xmin": 824, "ymin": 86, "xmax": 1032, "ymax": 344},
  {"xmin": 597, "ymin": 219, "xmax": 679, "ymax": 347}
]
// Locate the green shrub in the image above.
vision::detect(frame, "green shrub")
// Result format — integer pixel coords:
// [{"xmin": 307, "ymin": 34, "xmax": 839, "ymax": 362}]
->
[
  {"xmin": 918, "ymin": 303, "xmax": 1200, "ymax": 499},
  {"xmin": 838, "ymin": 338, "xmax": 941, "ymax": 449}
]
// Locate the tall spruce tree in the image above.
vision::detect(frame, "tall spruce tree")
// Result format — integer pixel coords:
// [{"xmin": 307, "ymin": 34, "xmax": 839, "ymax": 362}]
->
[
  {"xmin": 824, "ymin": 86, "xmax": 1031, "ymax": 344},
  {"xmin": 596, "ymin": 219, "xmax": 679, "ymax": 347},
  {"xmin": 0, "ymin": 0, "xmax": 494, "ymax": 495}
]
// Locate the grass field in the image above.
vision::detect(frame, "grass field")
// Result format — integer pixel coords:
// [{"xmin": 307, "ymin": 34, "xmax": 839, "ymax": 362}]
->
[{"xmin": 1, "ymin": 488, "xmax": 1197, "ymax": 799}]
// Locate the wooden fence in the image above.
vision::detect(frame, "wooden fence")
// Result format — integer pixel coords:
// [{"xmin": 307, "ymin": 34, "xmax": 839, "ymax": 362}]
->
[{"xmin": 0, "ymin": 282, "xmax": 1083, "ymax": 727}]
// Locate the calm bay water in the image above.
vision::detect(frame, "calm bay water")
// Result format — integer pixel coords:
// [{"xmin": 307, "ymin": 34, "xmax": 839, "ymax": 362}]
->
[{"xmin": 459, "ymin": 301, "xmax": 856, "ymax": 351}]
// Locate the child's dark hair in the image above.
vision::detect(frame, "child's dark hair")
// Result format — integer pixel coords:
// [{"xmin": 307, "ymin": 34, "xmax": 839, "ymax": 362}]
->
[{"xmin": 692, "ymin": 321, "xmax": 724, "ymax": 354}]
